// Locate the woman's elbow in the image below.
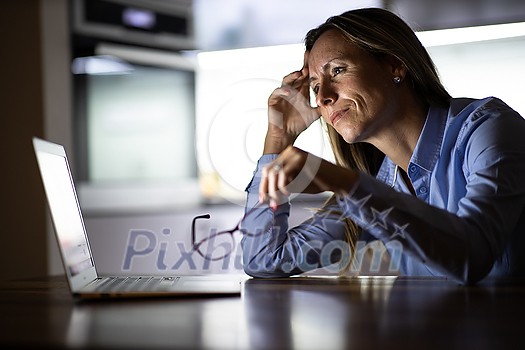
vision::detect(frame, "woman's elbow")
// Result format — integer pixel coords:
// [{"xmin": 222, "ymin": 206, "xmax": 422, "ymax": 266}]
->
[{"xmin": 242, "ymin": 256, "xmax": 295, "ymax": 278}]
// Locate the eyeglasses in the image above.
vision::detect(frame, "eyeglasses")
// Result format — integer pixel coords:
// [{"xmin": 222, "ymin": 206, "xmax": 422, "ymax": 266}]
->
[{"xmin": 191, "ymin": 205, "xmax": 271, "ymax": 261}]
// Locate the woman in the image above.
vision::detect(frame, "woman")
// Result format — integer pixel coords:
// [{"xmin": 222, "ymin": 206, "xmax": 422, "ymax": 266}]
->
[{"xmin": 240, "ymin": 7, "xmax": 525, "ymax": 284}]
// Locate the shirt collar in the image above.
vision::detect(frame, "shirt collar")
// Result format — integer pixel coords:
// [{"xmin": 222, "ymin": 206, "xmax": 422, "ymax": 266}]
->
[{"xmin": 409, "ymin": 104, "xmax": 449, "ymax": 173}]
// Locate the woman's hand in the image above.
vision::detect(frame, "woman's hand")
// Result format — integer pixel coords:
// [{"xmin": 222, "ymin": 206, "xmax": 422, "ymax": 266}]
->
[
  {"xmin": 264, "ymin": 53, "xmax": 320, "ymax": 154},
  {"xmin": 259, "ymin": 146, "xmax": 359, "ymax": 210}
]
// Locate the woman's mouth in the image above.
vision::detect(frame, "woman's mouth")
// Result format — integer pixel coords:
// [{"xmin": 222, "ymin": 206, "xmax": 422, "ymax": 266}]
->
[{"xmin": 329, "ymin": 109, "xmax": 348, "ymax": 126}]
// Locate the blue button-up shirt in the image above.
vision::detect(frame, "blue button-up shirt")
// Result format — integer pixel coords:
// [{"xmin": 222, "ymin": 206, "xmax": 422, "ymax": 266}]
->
[{"xmin": 241, "ymin": 97, "xmax": 525, "ymax": 284}]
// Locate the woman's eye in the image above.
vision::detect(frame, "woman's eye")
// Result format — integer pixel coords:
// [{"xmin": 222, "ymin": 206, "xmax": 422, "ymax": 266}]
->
[{"xmin": 333, "ymin": 67, "xmax": 344, "ymax": 76}]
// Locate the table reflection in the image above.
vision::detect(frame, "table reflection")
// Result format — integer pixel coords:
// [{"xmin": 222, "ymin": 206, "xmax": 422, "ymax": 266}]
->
[
  {"xmin": 58, "ymin": 276, "xmax": 525, "ymax": 349},
  {"xmin": 242, "ymin": 276, "xmax": 398, "ymax": 349},
  {"xmin": 65, "ymin": 297, "xmax": 245, "ymax": 349},
  {"xmin": 242, "ymin": 276, "xmax": 525, "ymax": 350}
]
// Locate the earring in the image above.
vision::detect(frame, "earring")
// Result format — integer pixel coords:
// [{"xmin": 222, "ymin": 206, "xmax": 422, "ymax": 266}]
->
[{"xmin": 393, "ymin": 76, "xmax": 401, "ymax": 84}]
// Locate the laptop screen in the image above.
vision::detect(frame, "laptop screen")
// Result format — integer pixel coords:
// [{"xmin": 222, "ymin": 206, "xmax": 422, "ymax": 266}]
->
[{"xmin": 36, "ymin": 150, "xmax": 94, "ymax": 277}]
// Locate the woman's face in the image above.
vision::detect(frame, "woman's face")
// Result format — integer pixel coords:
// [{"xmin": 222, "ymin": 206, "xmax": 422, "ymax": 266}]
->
[{"xmin": 307, "ymin": 29, "xmax": 401, "ymax": 145}]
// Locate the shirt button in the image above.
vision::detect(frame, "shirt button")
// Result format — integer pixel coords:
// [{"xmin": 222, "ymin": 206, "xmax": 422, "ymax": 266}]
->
[{"xmin": 419, "ymin": 186, "xmax": 428, "ymax": 194}]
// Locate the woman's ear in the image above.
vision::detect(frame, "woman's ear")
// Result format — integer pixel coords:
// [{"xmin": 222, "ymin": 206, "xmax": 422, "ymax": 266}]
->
[{"xmin": 385, "ymin": 55, "xmax": 407, "ymax": 81}]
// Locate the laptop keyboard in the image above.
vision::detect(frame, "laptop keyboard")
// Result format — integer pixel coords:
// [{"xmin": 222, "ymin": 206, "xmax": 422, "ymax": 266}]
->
[{"xmin": 91, "ymin": 276, "xmax": 179, "ymax": 293}]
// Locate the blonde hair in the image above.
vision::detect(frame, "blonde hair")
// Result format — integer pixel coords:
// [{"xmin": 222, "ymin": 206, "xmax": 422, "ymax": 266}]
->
[{"xmin": 305, "ymin": 8, "xmax": 451, "ymax": 271}]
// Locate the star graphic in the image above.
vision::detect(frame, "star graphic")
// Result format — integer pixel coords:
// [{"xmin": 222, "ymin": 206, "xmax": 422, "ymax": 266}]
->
[
  {"xmin": 390, "ymin": 223, "xmax": 410, "ymax": 240},
  {"xmin": 308, "ymin": 207, "xmax": 347, "ymax": 235},
  {"xmin": 370, "ymin": 206, "xmax": 393, "ymax": 230},
  {"xmin": 343, "ymin": 193, "xmax": 373, "ymax": 224},
  {"xmin": 346, "ymin": 193, "xmax": 372, "ymax": 211}
]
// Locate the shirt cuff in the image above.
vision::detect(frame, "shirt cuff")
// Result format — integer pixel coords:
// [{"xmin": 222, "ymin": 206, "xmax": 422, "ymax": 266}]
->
[{"xmin": 245, "ymin": 154, "xmax": 279, "ymax": 192}]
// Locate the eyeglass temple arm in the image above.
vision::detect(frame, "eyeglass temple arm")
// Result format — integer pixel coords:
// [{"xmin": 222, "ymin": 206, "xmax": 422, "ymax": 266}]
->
[{"xmin": 191, "ymin": 214, "xmax": 211, "ymax": 243}]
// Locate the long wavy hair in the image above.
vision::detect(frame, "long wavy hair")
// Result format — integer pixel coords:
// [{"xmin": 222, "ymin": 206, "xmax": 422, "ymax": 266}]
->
[{"xmin": 305, "ymin": 8, "xmax": 451, "ymax": 272}]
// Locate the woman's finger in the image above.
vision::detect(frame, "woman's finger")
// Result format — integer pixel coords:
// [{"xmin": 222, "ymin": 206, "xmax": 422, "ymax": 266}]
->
[
  {"xmin": 277, "ymin": 164, "xmax": 291, "ymax": 196},
  {"xmin": 281, "ymin": 70, "xmax": 303, "ymax": 87},
  {"xmin": 259, "ymin": 166, "xmax": 270, "ymax": 204},
  {"xmin": 268, "ymin": 87, "xmax": 291, "ymax": 103},
  {"xmin": 267, "ymin": 164, "xmax": 280, "ymax": 210},
  {"xmin": 260, "ymin": 160, "xmax": 291, "ymax": 210}
]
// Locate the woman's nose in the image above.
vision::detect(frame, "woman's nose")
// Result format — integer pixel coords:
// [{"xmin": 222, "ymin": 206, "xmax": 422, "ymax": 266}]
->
[{"xmin": 315, "ymin": 82, "xmax": 336, "ymax": 107}]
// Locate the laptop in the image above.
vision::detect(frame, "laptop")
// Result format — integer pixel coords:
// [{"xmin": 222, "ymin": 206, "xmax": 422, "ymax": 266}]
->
[{"xmin": 32, "ymin": 137, "xmax": 241, "ymax": 298}]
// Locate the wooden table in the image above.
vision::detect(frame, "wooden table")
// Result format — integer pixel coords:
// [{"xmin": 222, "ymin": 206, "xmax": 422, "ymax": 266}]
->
[{"xmin": 1, "ymin": 275, "xmax": 524, "ymax": 349}]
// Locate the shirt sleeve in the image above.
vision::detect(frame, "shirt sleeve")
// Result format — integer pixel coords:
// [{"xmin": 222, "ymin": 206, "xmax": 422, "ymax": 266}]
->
[
  {"xmin": 337, "ymin": 104, "xmax": 525, "ymax": 284},
  {"xmin": 241, "ymin": 155, "xmax": 350, "ymax": 278}
]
